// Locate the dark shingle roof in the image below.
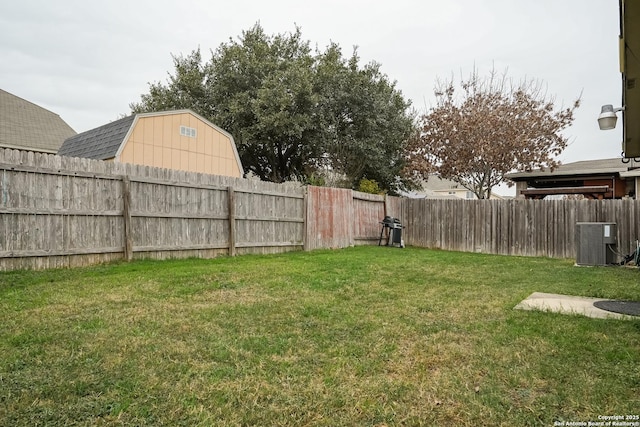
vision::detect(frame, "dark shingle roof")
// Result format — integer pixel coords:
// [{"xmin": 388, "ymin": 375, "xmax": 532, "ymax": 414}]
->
[
  {"xmin": 506, "ymin": 158, "xmax": 628, "ymax": 180},
  {"xmin": 0, "ymin": 89, "xmax": 77, "ymax": 153},
  {"xmin": 58, "ymin": 115, "xmax": 136, "ymax": 159}
]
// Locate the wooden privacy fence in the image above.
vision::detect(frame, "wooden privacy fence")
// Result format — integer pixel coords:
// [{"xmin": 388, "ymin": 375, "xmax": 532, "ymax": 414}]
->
[
  {"xmin": 304, "ymin": 186, "xmax": 401, "ymax": 250},
  {"xmin": 3, "ymin": 147, "xmax": 640, "ymax": 270},
  {"xmin": 398, "ymin": 198, "xmax": 640, "ymax": 259},
  {"xmin": 0, "ymin": 149, "xmax": 306, "ymax": 270},
  {"xmin": 304, "ymin": 193, "xmax": 640, "ymax": 259}
]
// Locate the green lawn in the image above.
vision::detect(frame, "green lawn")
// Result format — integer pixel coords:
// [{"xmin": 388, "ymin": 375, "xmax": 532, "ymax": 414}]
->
[{"xmin": 1, "ymin": 246, "xmax": 639, "ymax": 426}]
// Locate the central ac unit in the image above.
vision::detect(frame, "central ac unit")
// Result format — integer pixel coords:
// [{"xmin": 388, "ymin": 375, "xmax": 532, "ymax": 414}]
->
[{"xmin": 575, "ymin": 222, "xmax": 617, "ymax": 266}]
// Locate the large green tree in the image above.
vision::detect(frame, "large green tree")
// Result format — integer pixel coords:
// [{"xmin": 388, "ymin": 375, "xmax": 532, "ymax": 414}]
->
[
  {"xmin": 205, "ymin": 25, "xmax": 320, "ymax": 183},
  {"xmin": 130, "ymin": 24, "xmax": 415, "ymax": 192},
  {"xmin": 314, "ymin": 44, "xmax": 415, "ymax": 191}
]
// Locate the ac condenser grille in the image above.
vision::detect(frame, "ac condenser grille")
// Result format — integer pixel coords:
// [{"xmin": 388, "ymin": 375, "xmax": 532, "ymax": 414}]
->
[{"xmin": 575, "ymin": 223, "xmax": 617, "ymax": 266}]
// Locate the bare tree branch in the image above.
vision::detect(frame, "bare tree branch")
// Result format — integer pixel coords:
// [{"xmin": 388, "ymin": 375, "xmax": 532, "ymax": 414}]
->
[{"xmin": 404, "ymin": 67, "xmax": 581, "ymax": 199}]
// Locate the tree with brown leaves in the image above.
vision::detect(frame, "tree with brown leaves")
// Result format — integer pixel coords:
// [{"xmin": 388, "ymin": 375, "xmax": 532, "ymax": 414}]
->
[{"xmin": 405, "ymin": 68, "xmax": 581, "ymax": 199}]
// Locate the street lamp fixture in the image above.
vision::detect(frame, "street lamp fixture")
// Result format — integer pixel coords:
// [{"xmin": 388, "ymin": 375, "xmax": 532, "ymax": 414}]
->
[{"xmin": 597, "ymin": 104, "xmax": 624, "ymax": 130}]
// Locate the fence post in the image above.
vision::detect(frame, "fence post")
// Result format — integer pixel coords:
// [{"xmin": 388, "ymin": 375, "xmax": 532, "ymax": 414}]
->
[
  {"xmin": 303, "ymin": 186, "xmax": 309, "ymax": 251},
  {"xmin": 384, "ymin": 193, "xmax": 389, "ymax": 218},
  {"xmin": 349, "ymin": 189, "xmax": 355, "ymax": 247},
  {"xmin": 122, "ymin": 176, "xmax": 133, "ymax": 261},
  {"xmin": 228, "ymin": 186, "xmax": 236, "ymax": 256}
]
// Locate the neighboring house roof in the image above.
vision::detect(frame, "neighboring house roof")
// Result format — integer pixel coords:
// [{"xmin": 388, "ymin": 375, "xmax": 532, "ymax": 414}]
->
[
  {"xmin": 403, "ymin": 189, "xmax": 459, "ymax": 199},
  {"xmin": 58, "ymin": 114, "xmax": 135, "ymax": 159},
  {"xmin": 506, "ymin": 158, "xmax": 640, "ymax": 199},
  {"xmin": 422, "ymin": 175, "xmax": 466, "ymax": 192},
  {"xmin": 405, "ymin": 175, "xmax": 507, "ymax": 200},
  {"xmin": 403, "ymin": 176, "xmax": 458, "ymax": 199},
  {"xmin": 506, "ymin": 158, "xmax": 630, "ymax": 180},
  {"xmin": 0, "ymin": 89, "xmax": 76, "ymax": 153}
]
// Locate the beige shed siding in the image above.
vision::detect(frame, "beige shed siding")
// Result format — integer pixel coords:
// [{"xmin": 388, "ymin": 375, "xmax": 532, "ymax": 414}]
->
[{"xmin": 118, "ymin": 113, "xmax": 242, "ymax": 178}]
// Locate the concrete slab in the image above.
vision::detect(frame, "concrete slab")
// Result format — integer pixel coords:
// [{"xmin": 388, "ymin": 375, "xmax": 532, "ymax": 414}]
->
[{"xmin": 514, "ymin": 292, "xmax": 637, "ymax": 320}]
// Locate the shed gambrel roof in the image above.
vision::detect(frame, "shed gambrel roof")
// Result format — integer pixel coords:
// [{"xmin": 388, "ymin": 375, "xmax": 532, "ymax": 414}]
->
[
  {"xmin": 58, "ymin": 114, "xmax": 135, "ymax": 159},
  {"xmin": 0, "ymin": 89, "xmax": 76, "ymax": 153}
]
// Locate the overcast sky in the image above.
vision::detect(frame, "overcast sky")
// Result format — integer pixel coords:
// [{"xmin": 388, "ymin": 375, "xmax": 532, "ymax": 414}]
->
[{"xmin": 0, "ymin": 0, "xmax": 623, "ymax": 194}]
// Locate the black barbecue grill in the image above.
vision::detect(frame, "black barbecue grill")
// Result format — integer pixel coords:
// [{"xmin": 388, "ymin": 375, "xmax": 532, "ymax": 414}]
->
[{"xmin": 379, "ymin": 216, "xmax": 404, "ymax": 247}]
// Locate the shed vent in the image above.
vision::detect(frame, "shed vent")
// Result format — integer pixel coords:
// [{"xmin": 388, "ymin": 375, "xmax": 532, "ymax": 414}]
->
[{"xmin": 180, "ymin": 126, "xmax": 197, "ymax": 138}]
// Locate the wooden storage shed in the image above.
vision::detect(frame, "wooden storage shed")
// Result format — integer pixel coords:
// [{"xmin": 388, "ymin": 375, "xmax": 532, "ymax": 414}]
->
[{"xmin": 58, "ymin": 109, "xmax": 243, "ymax": 178}]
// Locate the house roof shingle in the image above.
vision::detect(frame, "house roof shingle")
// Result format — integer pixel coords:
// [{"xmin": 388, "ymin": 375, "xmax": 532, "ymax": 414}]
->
[
  {"xmin": 404, "ymin": 175, "xmax": 473, "ymax": 199},
  {"xmin": 58, "ymin": 114, "xmax": 135, "ymax": 159},
  {"xmin": 0, "ymin": 89, "xmax": 76, "ymax": 153},
  {"xmin": 506, "ymin": 158, "xmax": 629, "ymax": 180}
]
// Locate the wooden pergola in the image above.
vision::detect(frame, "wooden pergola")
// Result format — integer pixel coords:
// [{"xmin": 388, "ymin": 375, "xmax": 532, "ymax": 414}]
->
[{"xmin": 519, "ymin": 185, "xmax": 613, "ymax": 200}]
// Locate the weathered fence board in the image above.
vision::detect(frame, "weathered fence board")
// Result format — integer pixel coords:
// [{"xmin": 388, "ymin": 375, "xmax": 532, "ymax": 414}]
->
[
  {"xmin": 0, "ymin": 151, "xmax": 126, "ymax": 270},
  {"xmin": 305, "ymin": 189, "xmax": 400, "ymax": 249},
  {"xmin": 305, "ymin": 186, "xmax": 353, "ymax": 250},
  {"xmin": 3, "ymin": 146, "xmax": 640, "ymax": 271},
  {"xmin": 352, "ymin": 191, "xmax": 385, "ymax": 244},
  {"xmin": 0, "ymin": 148, "xmax": 305, "ymax": 270},
  {"xmin": 398, "ymin": 198, "xmax": 640, "ymax": 260}
]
